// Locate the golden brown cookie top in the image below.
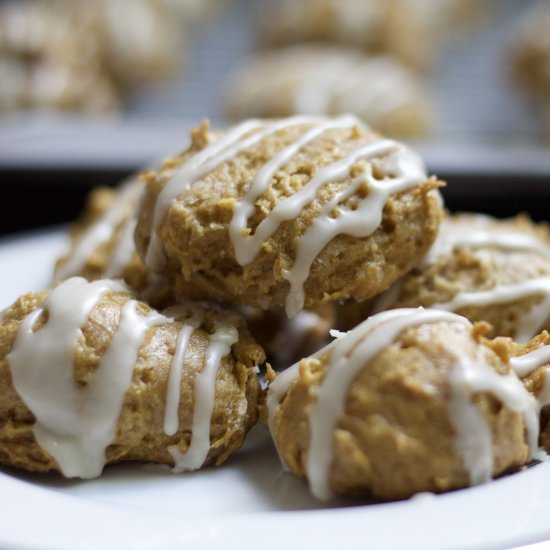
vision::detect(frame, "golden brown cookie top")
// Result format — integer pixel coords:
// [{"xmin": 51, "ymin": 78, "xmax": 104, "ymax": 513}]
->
[{"xmin": 136, "ymin": 115, "xmax": 442, "ymax": 316}]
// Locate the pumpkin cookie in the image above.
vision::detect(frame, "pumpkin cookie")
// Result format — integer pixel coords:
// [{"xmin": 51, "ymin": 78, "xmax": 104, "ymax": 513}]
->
[
  {"xmin": 135, "ymin": 115, "xmax": 443, "ymax": 317},
  {"xmin": 267, "ymin": 308, "xmax": 537, "ymax": 501},
  {"xmin": 0, "ymin": 277, "xmax": 263, "ymax": 477},
  {"xmin": 225, "ymin": 45, "xmax": 431, "ymax": 139}
]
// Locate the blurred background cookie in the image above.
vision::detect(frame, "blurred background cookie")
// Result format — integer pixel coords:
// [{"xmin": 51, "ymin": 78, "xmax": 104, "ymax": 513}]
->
[
  {"xmin": 255, "ymin": 0, "xmax": 477, "ymax": 70},
  {"xmin": 225, "ymin": 45, "xmax": 432, "ymax": 139},
  {"xmin": 0, "ymin": 0, "xmax": 189, "ymax": 114},
  {"xmin": 511, "ymin": 1, "xmax": 550, "ymax": 137},
  {"xmin": 0, "ymin": 1, "xmax": 119, "ymax": 113}
]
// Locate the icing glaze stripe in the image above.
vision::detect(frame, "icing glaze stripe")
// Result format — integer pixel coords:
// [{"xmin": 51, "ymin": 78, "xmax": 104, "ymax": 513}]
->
[
  {"xmin": 431, "ymin": 277, "xmax": 550, "ymax": 342},
  {"xmin": 511, "ymin": 345, "xmax": 550, "ymax": 377},
  {"xmin": 8, "ymin": 278, "xmax": 167, "ymax": 478},
  {"xmin": 447, "ymin": 362, "xmax": 492, "ymax": 486},
  {"xmin": 266, "ymin": 328, "xmax": 343, "ymax": 469},
  {"xmin": 424, "ymin": 218, "xmax": 550, "ymax": 266},
  {"xmin": 306, "ymin": 309, "xmax": 471, "ymax": 500},
  {"xmin": 164, "ymin": 325, "xmax": 194, "ymax": 437},
  {"xmin": 169, "ymin": 324, "xmax": 238, "ymax": 472},
  {"xmin": 283, "ymin": 144, "xmax": 425, "ymax": 316},
  {"xmin": 162, "ymin": 305, "xmax": 206, "ymax": 438},
  {"xmin": 7, "ymin": 278, "xmax": 248, "ymax": 477},
  {"xmin": 447, "ymin": 348, "xmax": 540, "ymax": 483}
]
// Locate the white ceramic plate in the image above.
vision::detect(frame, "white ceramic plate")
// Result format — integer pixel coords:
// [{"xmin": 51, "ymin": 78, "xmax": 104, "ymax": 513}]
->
[{"xmin": 2, "ymin": 229, "xmax": 550, "ymax": 550}]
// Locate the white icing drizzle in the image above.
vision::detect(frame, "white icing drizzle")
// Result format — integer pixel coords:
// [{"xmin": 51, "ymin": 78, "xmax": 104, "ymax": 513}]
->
[
  {"xmin": 229, "ymin": 115, "xmax": 359, "ymax": 265},
  {"xmin": 374, "ymin": 219, "xmax": 550, "ymax": 334},
  {"xmin": 164, "ymin": 324, "xmax": 195, "ymax": 437},
  {"xmin": 162, "ymin": 305, "xmax": 205, "ymax": 437},
  {"xmin": 103, "ymin": 217, "xmax": 137, "ymax": 279},
  {"xmin": 424, "ymin": 216, "xmax": 550, "ymax": 266},
  {"xmin": 447, "ymin": 363, "xmax": 492, "ymax": 486},
  {"xmin": 169, "ymin": 323, "xmax": 238, "ymax": 473},
  {"xmin": 432, "ymin": 277, "xmax": 550, "ymax": 342},
  {"xmin": 267, "ymin": 308, "xmax": 539, "ymax": 500},
  {"xmin": 8, "ymin": 277, "xmax": 167, "ymax": 478},
  {"xmin": 509, "ymin": 345, "xmax": 550, "ymax": 461},
  {"xmin": 266, "ymin": 315, "xmax": 385, "ymax": 472},
  {"xmin": 227, "ymin": 115, "xmax": 426, "ymax": 317},
  {"xmin": 145, "ymin": 116, "xmax": 326, "ymax": 272},
  {"xmin": 510, "ymin": 345, "xmax": 550, "ymax": 378},
  {"xmin": 372, "ymin": 218, "xmax": 550, "ymax": 317},
  {"xmin": 54, "ymin": 178, "xmax": 142, "ymax": 282},
  {"xmin": 447, "ymin": 349, "xmax": 540, "ymax": 485},
  {"xmin": 266, "ymin": 362, "xmax": 305, "ymax": 472},
  {"xmin": 266, "ymin": 323, "xmax": 344, "ymax": 451}
]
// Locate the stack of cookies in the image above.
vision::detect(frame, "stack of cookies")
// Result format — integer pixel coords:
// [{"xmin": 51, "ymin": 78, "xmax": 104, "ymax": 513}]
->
[{"xmin": 1, "ymin": 115, "xmax": 550, "ymax": 502}]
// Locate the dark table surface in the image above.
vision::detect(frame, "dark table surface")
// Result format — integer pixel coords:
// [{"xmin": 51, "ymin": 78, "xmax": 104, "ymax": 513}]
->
[{"xmin": 1, "ymin": 166, "xmax": 548, "ymax": 238}]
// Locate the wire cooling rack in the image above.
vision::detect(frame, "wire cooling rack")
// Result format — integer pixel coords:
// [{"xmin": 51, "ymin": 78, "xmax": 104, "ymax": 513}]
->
[{"xmin": 0, "ymin": 0, "xmax": 547, "ymax": 170}]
